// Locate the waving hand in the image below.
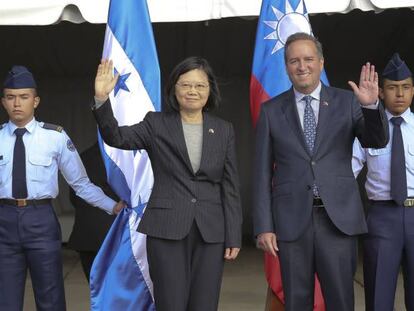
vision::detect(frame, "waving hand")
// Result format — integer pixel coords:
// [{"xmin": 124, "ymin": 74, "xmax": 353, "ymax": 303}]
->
[{"xmin": 95, "ymin": 59, "xmax": 119, "ymax": 102}]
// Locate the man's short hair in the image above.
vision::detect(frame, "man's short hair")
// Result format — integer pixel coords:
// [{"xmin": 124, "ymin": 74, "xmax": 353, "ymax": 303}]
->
[{"xmin": 284, "ymin": 32, "xmax": 324, "ymax": 62}]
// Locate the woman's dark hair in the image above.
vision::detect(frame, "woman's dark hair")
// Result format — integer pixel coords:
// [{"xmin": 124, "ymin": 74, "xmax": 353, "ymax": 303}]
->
[{"xmin": 165, "ymin": 56, "xmax": 221, "ymax": 112}]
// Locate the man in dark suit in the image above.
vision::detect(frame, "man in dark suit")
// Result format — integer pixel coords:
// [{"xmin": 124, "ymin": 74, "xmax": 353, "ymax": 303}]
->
[
  {"xmin": 67, "ymin": 142, "xmax": 117, "ymax": 282},
  {"xmin": 253, "ymin": 32, "xmax": 389, "ymax": 311}
]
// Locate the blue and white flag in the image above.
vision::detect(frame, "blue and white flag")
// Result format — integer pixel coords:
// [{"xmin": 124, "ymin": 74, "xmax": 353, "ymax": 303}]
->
[{"xmin": 90, "ymin": 0, "xmax": 160, "ymax": 310}]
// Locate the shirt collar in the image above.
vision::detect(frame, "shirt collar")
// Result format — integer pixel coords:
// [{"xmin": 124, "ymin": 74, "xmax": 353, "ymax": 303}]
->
[
  {"xmin": 386, "ymin": 108, "xmax": 414, "ymax": 125},
  {"xmin": 7, "ymin": 117, "xmax": 37, "ymax": 135},
  {"xmin": 293, "ymin": 82, "xmax": 322, "ymax": 103}
]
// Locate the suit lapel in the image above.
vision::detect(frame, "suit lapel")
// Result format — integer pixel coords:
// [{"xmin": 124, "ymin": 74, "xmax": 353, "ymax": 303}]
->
[
  {"xmin": 282, "ymin": 89, "xmax": 310, "ymax": 155},
  {"xmin": 313, "ymin": 85, "xmax": 331, "ymax": 154},
  {"xmin": 197, "ymin": 113, "xmax": 214, "ymax": 175},
  {"xmin": 168, "ymin": 113, "xmax": 194, "ymax": 174}
]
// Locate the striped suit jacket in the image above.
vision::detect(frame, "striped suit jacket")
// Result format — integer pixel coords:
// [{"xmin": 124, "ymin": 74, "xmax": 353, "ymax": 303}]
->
[{"xmin": 93, "ymin": 100, "xmax": 242, "ymax": 247}]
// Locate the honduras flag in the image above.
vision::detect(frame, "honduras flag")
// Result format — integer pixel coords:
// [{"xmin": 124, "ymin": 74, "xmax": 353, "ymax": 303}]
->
[
  {"xmin": 90, "ymin": 0, "xmax": 160, "ymax": 310},
  {"xmin": 250, "ymin": 0, "xmax": 327, "ymax": 309}
]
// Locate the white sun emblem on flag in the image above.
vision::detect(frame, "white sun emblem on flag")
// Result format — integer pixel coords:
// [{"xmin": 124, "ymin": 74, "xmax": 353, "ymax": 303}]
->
[{"xmin": 264, "ymin": 0, "xmax": 312, "ymax": 54}]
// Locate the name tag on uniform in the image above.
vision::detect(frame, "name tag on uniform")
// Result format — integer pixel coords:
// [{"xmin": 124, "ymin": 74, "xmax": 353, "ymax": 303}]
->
[{"xmin": 368, "ymin": 146, "xmax": 390, "ymax": 156}]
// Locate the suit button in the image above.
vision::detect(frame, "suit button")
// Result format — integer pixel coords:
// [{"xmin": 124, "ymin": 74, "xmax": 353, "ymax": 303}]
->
[
  {"xmin": 311, "ymin": 161, "xmax": 316, "ymax": 166},
  {"xmin": 191, "ymin": 198, "xmax": 197, "ymax": 203}
]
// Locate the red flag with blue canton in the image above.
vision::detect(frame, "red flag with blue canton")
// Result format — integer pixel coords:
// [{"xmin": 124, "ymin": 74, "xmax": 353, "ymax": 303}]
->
[
  {"xmin": 250, "ymin": 0, "xmax": 327, "ymax": 309},
  {"xmin": 250, "ymin": 0, "xmax": 328, "ymax": 126}
]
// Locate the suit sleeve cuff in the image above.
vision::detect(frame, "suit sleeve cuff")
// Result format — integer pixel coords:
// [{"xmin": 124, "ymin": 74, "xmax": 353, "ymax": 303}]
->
[
  {"xmin": 91, "ymin": 97, "xmax": 108, "ymax": 110},
  {"xmin": 361, "ymin": 100, "xmax": 379, "ymax": 110}
]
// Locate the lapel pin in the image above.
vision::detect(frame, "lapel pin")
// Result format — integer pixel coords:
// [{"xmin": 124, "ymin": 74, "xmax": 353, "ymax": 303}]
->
[
  {"xmin": 323, "ymin": 101, "xmax": 329, "ymax": 106},
  {"xmin": 208, "ymin": 128, "xmax": 215, "ymax": 134}
]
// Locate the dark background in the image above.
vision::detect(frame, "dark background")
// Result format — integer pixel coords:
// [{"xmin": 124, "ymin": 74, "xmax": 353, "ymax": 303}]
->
[{"xmin": 1, "ymin": 8, "xmax": 413, "ymax": 237}]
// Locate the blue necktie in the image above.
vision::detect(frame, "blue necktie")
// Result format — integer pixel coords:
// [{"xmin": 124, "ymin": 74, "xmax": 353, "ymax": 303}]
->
[
  {"xmin": 303, "ymin": 95, "xmax": 319, "ymax": 197},
  {"xmin": 303, "ymin": 95, "xmax": 317, "ymax": 153},
  {"xmin": 390, "ymin": 117, "xmax": 407, "ymax": 205},
  {"xmin": 12, "ymin": 128, "xmax": 28, "ymax": 199}
]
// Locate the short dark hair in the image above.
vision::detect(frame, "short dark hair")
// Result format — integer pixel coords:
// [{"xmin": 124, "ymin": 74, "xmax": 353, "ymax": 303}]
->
[
  {"xmin": 284, "ymin": 32, "xmax": 324, "ymax": 62},
  {"xmin": 165, "ymin": 56, "xmax": 220, "ymax": 112}
]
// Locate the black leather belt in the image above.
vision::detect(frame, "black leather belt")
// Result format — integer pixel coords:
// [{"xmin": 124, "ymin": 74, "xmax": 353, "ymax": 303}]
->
[
  {"xmin": 313, "ymin": 197, "xmax": 324, "ymax": 207},
  {"xmin": 0, "ymin": 198, "xmax": 52, "ymax": 207},
  {"xmin": 371, "ymin": 197, "xmax": 414, "ymax": 208}
]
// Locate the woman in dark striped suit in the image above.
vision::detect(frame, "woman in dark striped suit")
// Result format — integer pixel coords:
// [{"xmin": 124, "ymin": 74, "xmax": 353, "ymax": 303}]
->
[{"xmin": 92, "ymin": 56, "xmax": 243, "ymax": 311}]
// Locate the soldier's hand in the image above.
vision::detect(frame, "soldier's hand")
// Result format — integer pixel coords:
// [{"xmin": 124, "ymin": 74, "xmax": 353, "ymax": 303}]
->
[
  {"xmin": 95, "ymin": 59, "xmax": 119, "ymax": 102},
  {"xmin": 112, "ymin": 200, "xmax": 126, "ymax": 215}
]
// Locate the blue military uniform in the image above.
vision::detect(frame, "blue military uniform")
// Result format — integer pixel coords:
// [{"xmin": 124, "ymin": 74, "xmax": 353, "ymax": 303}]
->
[
  {"xmin": 0, "ymin": 66, "xmax": 116, "ymax": 311},
  {"xmin": 353, "ymin": 54, "xmax": 414, "ymax": 311}
]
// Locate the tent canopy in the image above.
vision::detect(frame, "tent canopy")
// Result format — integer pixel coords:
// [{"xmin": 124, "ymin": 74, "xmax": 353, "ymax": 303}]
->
[{"xmin": 2, "ymin": 0, "xmax": 414, "ymax": 25}]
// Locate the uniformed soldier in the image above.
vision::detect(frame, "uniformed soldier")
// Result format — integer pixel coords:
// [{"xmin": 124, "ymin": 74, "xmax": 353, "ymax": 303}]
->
[
  {"xmin": 353, "ymin": 53, "xmax": 414, "ymax": 311},
  {"xmin": 0, "ymin": 65, "xmax": 124, "ymax": 311}
]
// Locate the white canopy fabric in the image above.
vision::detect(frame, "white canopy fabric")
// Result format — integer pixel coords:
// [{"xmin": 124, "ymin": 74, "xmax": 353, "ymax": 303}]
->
[{"xmin": 0, "ymin": 0, "xmax": 414, "ymax": 25}]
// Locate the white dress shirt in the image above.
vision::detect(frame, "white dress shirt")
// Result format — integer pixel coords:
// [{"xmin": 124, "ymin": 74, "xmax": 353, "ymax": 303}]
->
[{"xmin": 294, "ymin": 83, "xmax": 322, "ymax": 128}]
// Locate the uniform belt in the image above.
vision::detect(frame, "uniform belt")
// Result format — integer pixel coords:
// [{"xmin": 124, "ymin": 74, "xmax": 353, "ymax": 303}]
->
[
  {"xmin": 371, "ymin": 197, "xmax": 414, "ymax": 208},
  {"xmin": 405, "ymin": 198, "xmax": 414, "ymax": 207},
  {"xmin": 313, "ymin": 197, "xmax": 324, "ymax": 207},
  {"xmin": 0, "ymin": 198, "xmax": 52, "ymax": 207}
]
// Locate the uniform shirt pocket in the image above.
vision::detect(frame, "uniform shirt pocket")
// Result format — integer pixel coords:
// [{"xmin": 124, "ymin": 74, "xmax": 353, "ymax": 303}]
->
[
  {"xmin": 367, "ymin": 146, "xmax": 391, "ymax": 170},
  {"xmin": 0, "ymin": 154, "xmax": 11, "ymax": 185},
  {"xmin": 28, "ymin": 154, "xmax": 54, "ymax": 182},
  {"xmin": 407, "ymin": 144, "xmax": 414, "ymax": 171}
]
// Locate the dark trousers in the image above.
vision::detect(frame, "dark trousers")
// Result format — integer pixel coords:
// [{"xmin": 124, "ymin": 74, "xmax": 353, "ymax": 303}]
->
[
  {"xmin": 78, "ymin": 251, "xmax": 98, "ymax": 283},
  {"xmin": 146, "ymin": 222, "xmax": 224, "ymax": 311},
  {"xmin": 278, "ymin": 206, "xmax": 357, "ymax": 311},
  {"xmin": 363, "ymin": 201, "xmax": 414, "ymax": 311},
  {"xmin": 0, "ymin": 202, "xmax": 66, "ymax": 311}
]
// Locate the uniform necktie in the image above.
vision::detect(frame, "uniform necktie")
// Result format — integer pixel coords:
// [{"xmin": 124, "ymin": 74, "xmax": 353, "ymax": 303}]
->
[
  {"xmin": 390, "ymin": 117, "xmax": 407, "ymax": 205},
  {"xmin": 303, "ymin": 95, "xmax": 319, "ymax": 197},
  {"xmin": 12, "ymin": 128, "xmax": 28, "ymax": 199}
]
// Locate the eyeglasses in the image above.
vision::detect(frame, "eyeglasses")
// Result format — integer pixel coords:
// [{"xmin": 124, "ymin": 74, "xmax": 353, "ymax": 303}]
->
[{"xmin": 176, "ymin": 82, "xmax": 209, "ymax": 92}]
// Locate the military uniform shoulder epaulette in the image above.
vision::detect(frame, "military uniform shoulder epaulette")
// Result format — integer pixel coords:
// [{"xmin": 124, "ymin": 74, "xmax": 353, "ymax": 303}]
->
[{"xmin": 41, "ymin": 122, "xmax": 64, "ymax": 133}]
